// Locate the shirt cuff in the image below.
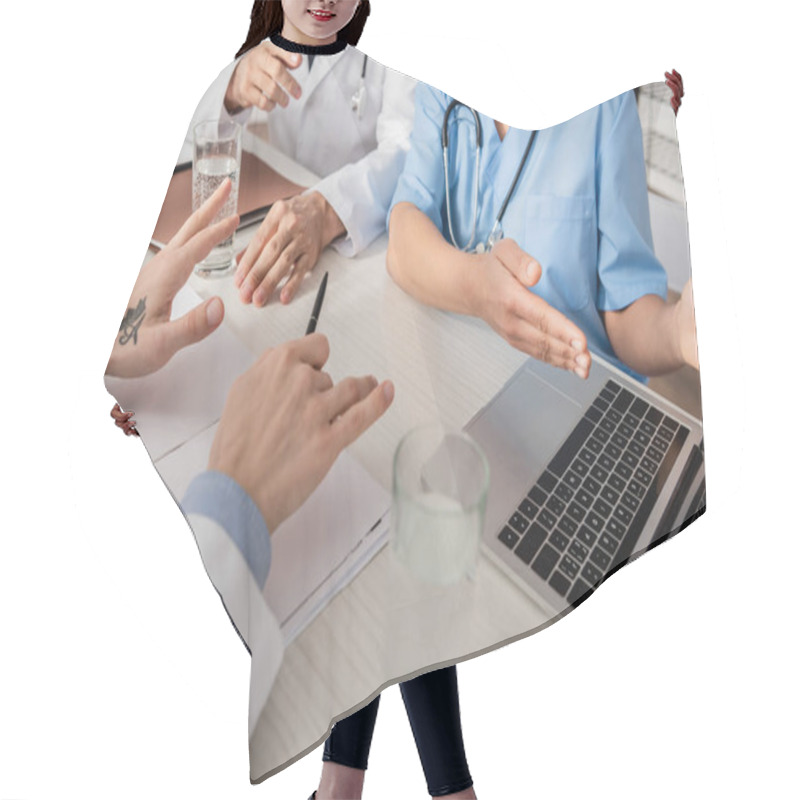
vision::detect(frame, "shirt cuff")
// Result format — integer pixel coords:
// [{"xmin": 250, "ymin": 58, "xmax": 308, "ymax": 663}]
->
[{"xmin": 181, "ymin": 471, "xmax": 272, "ymax": 590}]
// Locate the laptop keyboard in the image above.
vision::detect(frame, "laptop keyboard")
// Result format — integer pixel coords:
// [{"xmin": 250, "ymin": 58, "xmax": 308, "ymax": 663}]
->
[{"xmin": 497, "ymin": 380, "xmax": 689, "ymax": 606}]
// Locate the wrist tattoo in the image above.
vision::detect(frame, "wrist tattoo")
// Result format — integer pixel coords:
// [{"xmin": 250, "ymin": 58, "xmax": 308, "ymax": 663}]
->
[{"xmin": 119, "ymin": 297, "xmax": 146, "ymax": 346}]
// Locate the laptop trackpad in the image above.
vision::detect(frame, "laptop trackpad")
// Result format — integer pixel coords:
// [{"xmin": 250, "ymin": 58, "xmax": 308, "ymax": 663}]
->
[{"xmin": 467, "ymin": 368, "xmax": 583, "ymax": 537}]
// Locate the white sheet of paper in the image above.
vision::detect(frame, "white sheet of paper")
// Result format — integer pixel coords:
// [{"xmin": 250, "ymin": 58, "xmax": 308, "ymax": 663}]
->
[{"xmin": 105, "ymin": 286, "xmax": 255, "ymax": 461}]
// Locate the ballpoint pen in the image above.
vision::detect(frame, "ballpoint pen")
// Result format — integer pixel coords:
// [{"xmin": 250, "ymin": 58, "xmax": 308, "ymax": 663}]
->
[{"xmin": 306, "ymin": 271, "xmax": 329, "ymax": 335}]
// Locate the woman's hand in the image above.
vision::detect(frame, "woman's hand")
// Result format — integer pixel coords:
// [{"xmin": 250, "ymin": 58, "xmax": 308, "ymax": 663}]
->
[
  {"xmin": 235, "ymin": 192, "xmax": 345, "ymax": 307},
  {"xmin": 110, "ymin": 403, "xmax": 138, "ymax": 436},
  {"xmin": 477, "ymin": 239, "xmax": 592, "ymax": 378},
  {"xmin": 105, "ymin": 179, "xmax": 238, "ymax": 379},
  {"xmin": 665, "ymin": 69, "xmax": 684, "ymax": 115},
  {"xmin": 224, "ymin": 42, "xmax": 303, "ymax": 114}
]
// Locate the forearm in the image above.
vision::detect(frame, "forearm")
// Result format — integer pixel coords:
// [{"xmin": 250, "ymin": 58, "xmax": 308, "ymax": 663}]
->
[
  {"xmin": 602, "ymin": 294, "xmax": 684, "ymax": 376},
  {"xmin": 386, "ymin": 202, "xmax": 485, "ymax": 316}
]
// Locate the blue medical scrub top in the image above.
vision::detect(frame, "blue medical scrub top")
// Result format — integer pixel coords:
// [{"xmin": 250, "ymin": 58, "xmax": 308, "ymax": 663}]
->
[{"xmin": 390, "ymin": 86, "xmax": 668, "ymax": 379}]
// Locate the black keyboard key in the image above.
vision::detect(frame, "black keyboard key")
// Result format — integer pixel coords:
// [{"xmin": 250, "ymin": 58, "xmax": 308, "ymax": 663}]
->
[
  {"xmin": 606, "ymin": 380, "xmax": 621, "ymax": 395},
  {"xmin": 614, "ymin": 462, "xmax": 633, "ymax": 480},
  {"xmin": 585, "ymin": 405, "xmax": 602, "ymax": 424},
  {"xmin": 599, "ymin": 387, "xmax": 616, "ymax": 403},
  {"xmin": 593, "ymin": 427, "xmax": 610, "ymax": 444},
  {"xmin": 639, "ymin": 421, "xmax": 656, "ymax": 438},
  {"xmin": 578, "ymin": 448, "xmax": 596, "ymax": 466},
  {"xmin": 629, "ymin": 397, "xmax": 649, "ymax": 419},
  {"xmin": 611, "ymin": 432, "xmax": 628, "ymax": 449},
  {"xmin": 581, "ymin": 562, "xmax": 603, "ymax": 586},
  {"xmin": 599, "ymin": 418, "xmax": 617, "ymax": 434},
  {"xmin": 652, "ymin": 436, "xmax": 669, "ymax": 453},
  {"xmin": 624, "ymin": 413, "xmax": 639, "ymax": 428},
  {"xmin": 518, "ymin": 498, "xmax": 538, "ymax": 519},
  {"xmin": 583, "ymin": 476, "xmax": 602, "ymax": 496},
  {"xmin": 548, "ymin": 417, "xmax": 595, "ymax": 477},
  {"xmin": 599, "ymin": 533, "xmax": 619, "ymax": 555},
  {"xmin": 589, "ymin": 546, "xmax": 610, "ymax": 569},
  {"xmin": 514, "ymin": 523, "xmax": 547, "ymax": 564},
  {"xmin": 576, "ymin": 488, "xmax": 593, "ymax": 507},
  {"xmin": 608, "ymin": 473, "xmax": 626, "ymax": 493},
  {"xmin": 618, "ymin": 422, "xmax": 635, "ymax": 440},
  {"xmin": 538, "ymin": 470, "xmax": 558, "ymax": 492},
  {"xmin": 590, "ymin": 464, "xmax": 609, "ymax": 483},
  {"xmin": 598, "ymin": 453, "xmax": 615, "ymax": 472},
  {"xmin": 593, "ymin": 498, "xmax": 613, "ymax": 519},
  {"xmin": 621, "ymin": 492, "xmax": 639, "ymax": 512},
  {"xmin": 546, "ymin": 495, "xmax": 566, "ymax": 516},
  {"xmin": 528, "ymin": 485, "xmax": 548, "ymax": 506},
  {"xmin": 634, "ymin": 467, "xmax": 652, "ymax": 486},
  {"xmin": 566, "ymin": 502, "xmax": 587, "ymax": 523},
  {"xmin": 586, "ymin": 511, "xmax": 604, "ymax": 533},
  {"xmin": 563, "ymin": 471, "xmax": 582, "ymax": 490},
  {"xmin": 634, "ymin": 430, "xmax": 651, "ymax": 447},
  {"xmin": 646, "ymin": 446, "xmax": 665, "ymax": 463},
  {"xmin": 559, "ymin": 554, "xmax": 580, "ymax": 579},
  {"xmin": 509, "ymin": 512, "xmax": 529, "ymax": 534},
  {"xmin": 549, "ymin": 570, "xmax": 571, "ymax": 597},
  {"xmin": 628, "ymin": 440, "xmax": 645, "ymax": 458},
  {"xmin": 627, "ymin": 480, "xmax": 645, "ymax": 500},
  {"xmin": 611, "ymin": 388, "xmax": 634, "ymax": 413},
  {"xmin": 537, "ymin": 508, "xmax": 558, "ymax": 530},
  {"xmin": 607, "ymin": 408, "xmax": 622, "ymax": 424},
  {"xmin": 532, "ymin": 544, "xmax": 560, "ymax": 579},
  {"xmin": 568, "ymin": 578, "xmax": 592, "ymax": 605},
  {"xmin": 621, "ymin": 451, "xmax": 639, "ymax": 469},
  {"xmin": 572, "ymin": 460, "xmax": 589, "ymax": 477},
  {"xmin": 577, "ymin": 526, "xmax": 597, "ymax": 548},
  {"xmin": 600, "ymin": 485, "xmax": 619, "ymax": 505},
  {"xmin": 555, "ymin": 483, "xmax": 574, "ymax": 503},
  {"xmin": 658, "ymin": 426, "xmax": 674, "ymax": 443},
  {"xmin": 499, "ymin": 526, "xmax": 519, "ymax": 549},
  {"xmin": 645, "ymin": 407, "xmax": 663, "ymax": 426},
  {"xmin": 606, "ymin": 518, "xmax": 626, "ymax": 540},
  {"xmin": 640, "ymin": 457, "xmax": 658, "ymax": 475},
  {"xmin": 586, "ymin": 437, "xmax": 603, "ymax": 454},
  {"xmin": 549, "ymin": 530, "xmax": 569, "ymax": 552},
  {"xmin": 568, "ymin": 540, "xmax": 589, "ymax": 563},
  {"xmin": 614, "ymin": 505, "xmax": 633, "ymax": 525},
  {"xmin": 594, "ymin": 397, "xmax": 610, "ymax": 412},
  {"xmin": 604, "ymin": 442, "xmax": 622, "ymax": 461},
  {"xmin": 662, "ymin": 415, "xmax": 679, "ymax": 431},
  {"xmin": 557, "ymin": 515, "xmax": 578, "ymax": 537}
]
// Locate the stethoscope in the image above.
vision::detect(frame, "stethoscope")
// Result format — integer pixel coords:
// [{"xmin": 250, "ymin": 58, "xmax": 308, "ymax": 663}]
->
[
  {"xmin": 441, "ymin": 99, "xmax": 537, "ymax": 253},
  {"xmin": 350, "ymin": 54, "xmax": 368, "ymax": 118}
]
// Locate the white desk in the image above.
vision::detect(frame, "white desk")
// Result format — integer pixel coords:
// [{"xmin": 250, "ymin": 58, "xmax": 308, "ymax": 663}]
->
[
  {"xmin": 134, "ymin": 132, "xmax": 698, "ymax": 782},
  {"xmin": 153, "ymin": 134, "xmax": 552, "ymax": 781}
]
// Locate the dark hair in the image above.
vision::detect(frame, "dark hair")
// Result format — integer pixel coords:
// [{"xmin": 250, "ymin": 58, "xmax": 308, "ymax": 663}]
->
[{"xmin": 236, "ymin": 1, "xmax": 371, "ymax": 58}]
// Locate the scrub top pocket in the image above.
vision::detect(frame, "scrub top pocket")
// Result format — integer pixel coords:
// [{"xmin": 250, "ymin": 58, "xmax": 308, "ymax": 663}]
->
[{"xmin": 521, "ymin": 195, "xmax": 596, "ymax": 312}]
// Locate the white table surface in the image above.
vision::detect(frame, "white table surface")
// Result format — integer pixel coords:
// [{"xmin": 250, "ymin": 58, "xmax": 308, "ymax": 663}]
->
[{"xmin": 158, "ymin": 133, "xmax": 555, "ymax": 781}]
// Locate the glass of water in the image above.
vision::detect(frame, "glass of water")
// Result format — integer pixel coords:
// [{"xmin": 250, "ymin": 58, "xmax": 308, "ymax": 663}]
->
[
  {"xmin": 192, "ymin": 119, "xmax": 242, "ymax": 276},
  {"xmin": 392, "ymin": 424, "xmax": 490, "ymax": 586}
]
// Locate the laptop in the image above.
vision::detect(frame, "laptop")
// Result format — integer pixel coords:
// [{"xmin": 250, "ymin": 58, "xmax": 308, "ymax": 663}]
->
[{"xmin": 467, "ymin": 353, "xmax": 705, "ymax": 617}]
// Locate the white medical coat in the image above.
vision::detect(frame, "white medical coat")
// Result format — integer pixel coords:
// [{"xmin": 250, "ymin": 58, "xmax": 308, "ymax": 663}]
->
[{"xmin": 181, "ymin": 43, "xmax": 417, "ymax": 256}]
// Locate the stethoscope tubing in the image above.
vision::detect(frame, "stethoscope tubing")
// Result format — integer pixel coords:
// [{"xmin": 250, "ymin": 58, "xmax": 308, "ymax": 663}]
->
[{"xmin": 442, "ymin": 99, "xmax": 537, "ymax": 253}]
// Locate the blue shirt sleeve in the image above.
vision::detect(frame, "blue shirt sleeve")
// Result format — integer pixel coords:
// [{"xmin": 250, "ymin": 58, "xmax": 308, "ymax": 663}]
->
[
  {"xmin": 388, "ymin": 82, "xmax": 450, "ymax": 232},
  {"xmin": 181, "ymin": 471, "xmax": 272, "ymax": 591},
  {"xmin": 595, "ymin": 92, "xmax": 668, "ymax": 311}
]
